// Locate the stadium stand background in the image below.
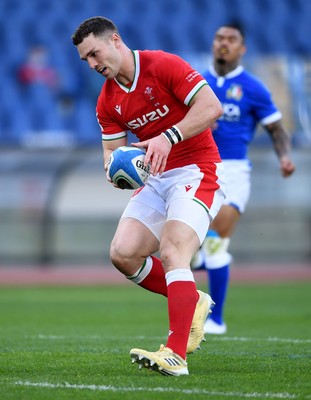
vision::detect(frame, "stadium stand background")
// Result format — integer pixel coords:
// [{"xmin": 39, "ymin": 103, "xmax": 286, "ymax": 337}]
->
[
  {"xmin": 0, "ymin": 0, "xmax": 310, "ymax": 265},
  {"xmin": 1, "ymin": 0, "xmax": 311, "ymax": 146}
]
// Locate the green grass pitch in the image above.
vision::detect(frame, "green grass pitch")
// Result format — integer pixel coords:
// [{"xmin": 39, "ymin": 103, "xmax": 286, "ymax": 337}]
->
[{"xmin": 0, "ymin": 282, "xmax": 310, "ymax": 399}]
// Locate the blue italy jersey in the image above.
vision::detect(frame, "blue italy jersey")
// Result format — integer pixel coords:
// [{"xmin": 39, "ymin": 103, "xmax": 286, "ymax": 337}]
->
[{"xmin": 203, "ymin": 65, "xmax": 282, "ymax": 159}]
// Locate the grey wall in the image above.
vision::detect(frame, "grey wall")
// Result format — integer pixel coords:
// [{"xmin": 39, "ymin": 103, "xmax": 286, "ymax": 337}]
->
[{"xmin": 0, "ymin": 148, "xmax": 310, "ymax": 265}]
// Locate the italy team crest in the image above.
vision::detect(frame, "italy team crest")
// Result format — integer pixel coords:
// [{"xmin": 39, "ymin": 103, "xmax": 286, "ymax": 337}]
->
[{"xmin": 226, "ymin": 84, "xmax": 243, "ymax": 101}]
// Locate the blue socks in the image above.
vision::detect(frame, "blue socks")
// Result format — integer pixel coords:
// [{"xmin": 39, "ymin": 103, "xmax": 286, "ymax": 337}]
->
[{"xmin": 207, "ymin": 265, "xmax": 230, "ymax": 325}]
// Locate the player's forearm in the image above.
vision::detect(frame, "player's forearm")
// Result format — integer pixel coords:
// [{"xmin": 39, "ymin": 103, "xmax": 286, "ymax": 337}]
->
[
  {"xmin": 266, "ymin": 121, "xmax": 292, "ymax": 160},
  {"xmin": 102, "ymin": 138, "xmax": 127, "ymax": 169},
  {"xmin": 266, "ymin": 121, "xmax": 296, "ymax": 177}
]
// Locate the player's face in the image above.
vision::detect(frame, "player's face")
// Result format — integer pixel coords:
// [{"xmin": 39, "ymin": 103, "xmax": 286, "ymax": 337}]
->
[
  {"xmin": 77, "ymin": 33, "xmax": 122, "ymax": 79},
  {"xmin": 212, "ymin": 27, "xmax": 246, "ymax": 64}
]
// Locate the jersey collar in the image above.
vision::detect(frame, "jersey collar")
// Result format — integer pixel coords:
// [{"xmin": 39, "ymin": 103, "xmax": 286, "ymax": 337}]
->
[
  {"xmin": 209, "ymin": 64, "xmax": 244, "ymax": 79},
  {"xmin": 114, "ymin": 50, "xmax": 140, "ymax": 93}
]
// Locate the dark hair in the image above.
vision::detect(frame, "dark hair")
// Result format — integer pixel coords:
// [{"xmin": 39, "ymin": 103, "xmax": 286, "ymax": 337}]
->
[
  {"xmin": 221, "ymin": 22, "xmax": 245, "ymax": 41},
  {"xmin": 72, "ymin": 16, "xmax": 119, "ymax": 46}
]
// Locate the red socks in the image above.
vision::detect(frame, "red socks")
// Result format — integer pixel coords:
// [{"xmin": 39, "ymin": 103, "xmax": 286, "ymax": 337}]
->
[
  {"xmin": 165, "ymin": 270, "xmax": 198, "ymax": 359},
  {"xmin": 128, "ymin": 260, "xmax": 198, "ymax": 359},
  {"xmin": 127, "ymin": 256, "xmax": 167, "ymax": 296}
]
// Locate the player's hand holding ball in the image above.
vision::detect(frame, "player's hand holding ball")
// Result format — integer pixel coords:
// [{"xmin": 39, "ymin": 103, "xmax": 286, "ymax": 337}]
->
[
  {"xmin": 132, "ymin": 129, "xmax": 179, "ymax": 176},
  {"xmin": 107, "ymin": 146, "xmax": 151, "ymax": 190}
]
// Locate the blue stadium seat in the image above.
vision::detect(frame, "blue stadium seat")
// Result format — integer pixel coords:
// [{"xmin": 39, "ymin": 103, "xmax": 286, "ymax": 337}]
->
[
  {"xmin": 73, "ymin": 99, "xmax": 101, "ymax": 145},
  {"xmin": 0, "ymin": 0, "xmax": 311, "ymax": 146}
]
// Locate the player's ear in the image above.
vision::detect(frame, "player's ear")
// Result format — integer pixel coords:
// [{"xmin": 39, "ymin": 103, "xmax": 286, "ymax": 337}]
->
[
  {"xmin": 240, "ymin": 44, "xmax": 246, "ymax": 57},
  {"xmin": 111, "ymin": 33, "xmax": 121, "ymax": 47}
]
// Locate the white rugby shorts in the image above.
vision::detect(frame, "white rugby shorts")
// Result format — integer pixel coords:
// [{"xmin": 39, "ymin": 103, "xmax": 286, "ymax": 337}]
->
[
  {"xmin": 222, "ymin": 159, "xmax": 252, "ymax": 213},
  {"xmin": 121, "ymin": 163, "xmax": 226, "ymax": 244}
]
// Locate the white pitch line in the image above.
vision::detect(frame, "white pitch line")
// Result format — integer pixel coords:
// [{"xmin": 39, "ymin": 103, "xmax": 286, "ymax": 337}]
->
[
  {"xmin": 11, "ymin": 380, "xmax": 302, "ymax": 399},
  {"xmin": 31, "ymin": 334, "xmax": 311, "ymax": 344},
  {"xmin": 211, "ymin": 337, "xmax": 311, "ymax": 344}
]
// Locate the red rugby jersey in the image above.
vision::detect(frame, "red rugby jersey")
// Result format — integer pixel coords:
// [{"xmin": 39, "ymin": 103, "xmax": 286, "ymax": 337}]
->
[{"xmin": 96, "ymin": 50, "xmax": 221, "ymax": 170}]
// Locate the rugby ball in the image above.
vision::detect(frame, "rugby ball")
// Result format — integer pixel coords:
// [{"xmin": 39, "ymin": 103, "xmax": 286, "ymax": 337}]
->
[{"xmin": 108, "ymin": 146, "xmax": 150, "ymax": 190}]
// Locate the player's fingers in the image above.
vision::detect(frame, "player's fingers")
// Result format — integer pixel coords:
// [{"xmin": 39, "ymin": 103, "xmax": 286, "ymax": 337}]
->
[
  {"xmin": 105, "ymin": 161, "xmax": 112, "ymax": 182},
  {"xmin": 282, "ymin": 169, "xmax": 293, "ymax": 178},
  {"xmin": 131, "ymin": 141, "xmax": 150, "ymax": 167},
  {"xmin": 144, "ymin": 151, "xmax": 152, "ymax": 168},
  {"xmin": 131, "ymin": 141, "xmax": 148, "ymax": 150},
  {"xmin": 281, "ymin": 160, "xmax": 295, "ymax": 177},
  {"xmin": 149, "ymin": 153, "xmax": 160, "ymax": 175},
  {"xmin": 153, "ymin": 155, "xmax": 168, "ymax": 175},
  {"xmin": 157, "ymin": 157, "xmax": 167, "ymax": 175},
  {"xmin": 282, "ymin": 169, "xmax": 294, "ymax": 178}
]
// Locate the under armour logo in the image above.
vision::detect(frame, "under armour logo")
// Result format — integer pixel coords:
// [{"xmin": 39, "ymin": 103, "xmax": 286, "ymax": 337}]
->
[
  {"xmin": 185, "ymin": 185, "xmax": 193, "ymax": 192},
  {"xmin": 115, "ymin": 105, "xmax": 121, "ymax": 115}
]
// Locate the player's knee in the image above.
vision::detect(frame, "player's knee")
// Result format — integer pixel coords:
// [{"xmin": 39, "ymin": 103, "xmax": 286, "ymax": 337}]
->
[
  {"xmin": 110, "ymin": 239, "xmax": 137, "ymax": 274},
  {"xmin": 159, "ymin": 240, "xmax": 186, "ymax": 268},
  {"xmin": 159, "ymin": 243, "xmax": 176, "ymax": 268},
  {"xmin": 202, "ymin": 230, "xmax": 232, "ymax": 268},
  {"xmin": 110, "ymin": 243, "xmax": 126, "ymax": 271}
]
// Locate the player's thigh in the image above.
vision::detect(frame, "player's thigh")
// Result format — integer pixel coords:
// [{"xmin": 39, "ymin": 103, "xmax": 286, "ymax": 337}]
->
[
  {"xmin": 111, "ymin": 217, "xmax": 159, "ymax": 260},
  {"xmin": 160, "ymin": 197, "xmax": 211, "ymax": 268},
  {"xmin": 121, "ymin": 183, "xmax": 167, "ymax": 242}
]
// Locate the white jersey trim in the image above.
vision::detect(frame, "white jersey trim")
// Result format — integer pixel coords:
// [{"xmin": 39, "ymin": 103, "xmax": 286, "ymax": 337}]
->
[
  {"xmin": 261, "ymin": 111, "xmax": 282, "ymax": 125},
  {"xmin": 184, "ymin": 80, "xmax": 207, "ymax": 105},
  {"xmin": 102, "ymin": 131, "xmax": 127, "ymax": 141},
  {"xmin": 209, "ymin": 65, "xmax": 244, "ymax": 80},
  {"xmin": 113, "ymin": 50, "xmax": 140, "ymax": 93}
]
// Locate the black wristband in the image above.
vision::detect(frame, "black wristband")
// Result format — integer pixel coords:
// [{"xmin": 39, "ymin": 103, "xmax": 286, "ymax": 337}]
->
[
  {"xmin": 170, "ymin": 126, "xmax": 183, "ymax": 142},
  {"xmin": 161, "ymin": 126, "xmax": 184, "ymax": 145}
]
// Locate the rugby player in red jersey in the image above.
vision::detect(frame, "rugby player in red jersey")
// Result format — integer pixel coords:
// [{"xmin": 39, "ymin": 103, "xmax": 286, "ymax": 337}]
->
[{"xmin": 72, "ymin": 16, "xmax": 225, "ymax": 376}]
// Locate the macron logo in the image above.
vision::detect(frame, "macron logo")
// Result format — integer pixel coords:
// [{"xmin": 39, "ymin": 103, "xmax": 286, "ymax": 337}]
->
[
  {"xmin": 115, "ymin": 105, "xmax": 121, "ymax": 115},
  {"xmin": 185, "ymin": 185, "xmax": 193, "ymax": 192}
]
